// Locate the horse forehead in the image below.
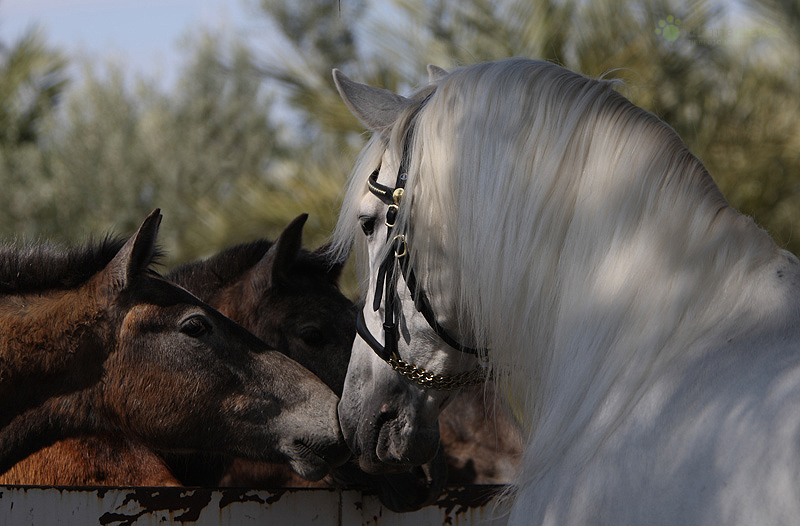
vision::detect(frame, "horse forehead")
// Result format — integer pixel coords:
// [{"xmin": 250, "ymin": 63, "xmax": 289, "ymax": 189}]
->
[
  {"xmin": 266, "ymin": 285, "xmax": 351, "ymax": 317},
  {"xmin": 119, "ymin": 303, "xmax": 167, "ymax": 333},
  {"xmin": 359, "ymin": 158, "xmax": 397, "ymax": 213},
  {"xmin": 377, "ymin": 153, "xmax": 397, "ymax": 181}
]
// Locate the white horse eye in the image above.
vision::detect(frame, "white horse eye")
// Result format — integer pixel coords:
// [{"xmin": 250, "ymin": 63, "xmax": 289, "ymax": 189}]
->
[{"xmin": 359, "ymin": 215, "xmax": 377, "ymax": 237}]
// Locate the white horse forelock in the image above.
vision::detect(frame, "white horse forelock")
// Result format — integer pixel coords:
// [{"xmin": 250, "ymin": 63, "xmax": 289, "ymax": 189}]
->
[{"xmin": 333, "ymin": 58, "xmax": 790, "ymax": 514}]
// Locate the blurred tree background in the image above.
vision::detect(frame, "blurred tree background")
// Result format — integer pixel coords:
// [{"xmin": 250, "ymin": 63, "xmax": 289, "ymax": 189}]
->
[{"xmin": 1, "ymin": 0, "xmax": 798, "ymax": 297}]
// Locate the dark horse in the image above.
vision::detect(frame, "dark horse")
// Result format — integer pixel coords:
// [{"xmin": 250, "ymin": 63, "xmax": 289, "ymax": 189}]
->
[
  {"xmin": 175, "ymin": 214, "xmax": 520, "ymax": 501},
  {"xmin": 167, "ymin": 213, "xmax": 354, "ymax": 397},
  {"xmin": 2, "ymin": 213, "xmax": 520, "ymax": 506},
  {"xmin": 167, "ymin": 214, "xmax": 452, "ymax": 511},
  {"xmin": 0, "ymin": 209, "xmax": 348, "ymax": 482}
]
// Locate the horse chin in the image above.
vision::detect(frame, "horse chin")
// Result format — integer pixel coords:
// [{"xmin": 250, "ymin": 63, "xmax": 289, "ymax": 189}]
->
[
  {"xmin": 357, "ymin": 455, "xmax": 413, "ymax": 474},
  {"xmin": 331, "ymin": 450, "xmax": 447, "ymax": 512},
  {"xmin": 354, "ymin": 415, "xmax": 440, "ymax": 474},
  {"xmin": 288, "ymin": 456, "xmax": 330, "ymax": 482},
  {"xmin": 379, "ymin": 420, "xmax": 439, "ymax": 463},
  {"xmin": 283, "ymin": 439, "xmax": 351, "ymax": 481}
]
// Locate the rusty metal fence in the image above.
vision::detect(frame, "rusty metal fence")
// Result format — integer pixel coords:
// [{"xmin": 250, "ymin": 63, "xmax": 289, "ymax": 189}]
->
[{"xmin": 0, "ymin": 485, "xmax": 509, "ymax": 525}]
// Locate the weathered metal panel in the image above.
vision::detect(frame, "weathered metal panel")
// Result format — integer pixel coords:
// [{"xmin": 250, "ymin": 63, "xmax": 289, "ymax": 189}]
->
[{"xmin": 0, "ymin": 485, "xmax": 508, "ymax": 525}]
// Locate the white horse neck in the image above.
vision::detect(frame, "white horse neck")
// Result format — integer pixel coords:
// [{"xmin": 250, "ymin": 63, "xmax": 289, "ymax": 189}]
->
[
  {"xmin": 513, "ymin": 169, "xmax": 800, "ymax": 482},
  {"xmin": 509, "ymin": 199, "xmax": 800, "ymax": 524}
]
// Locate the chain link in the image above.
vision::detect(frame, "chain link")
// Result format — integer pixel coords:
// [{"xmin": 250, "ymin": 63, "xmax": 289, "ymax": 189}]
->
[{"xmin": 387, "ymin": 355, "xmax": 487, "ymax": 390}]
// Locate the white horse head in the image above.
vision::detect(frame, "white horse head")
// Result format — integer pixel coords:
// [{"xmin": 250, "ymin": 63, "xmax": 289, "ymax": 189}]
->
[
  {"xmin": 333, "ymin": 58, "xmax": 800, "ymax": 524},
  {"xmin": 331, "ymin": 66, "xmax": 488, "ymax": 471}
]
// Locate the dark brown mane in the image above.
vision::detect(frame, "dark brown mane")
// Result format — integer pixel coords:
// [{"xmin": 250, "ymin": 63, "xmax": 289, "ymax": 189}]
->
[
  {"xmin": 168, "ymin": 240, "xmax": 331, "ymax": 298},
  {"xmin": 0, "ymin": 236, "xmax": 164, "ymax": 294}
]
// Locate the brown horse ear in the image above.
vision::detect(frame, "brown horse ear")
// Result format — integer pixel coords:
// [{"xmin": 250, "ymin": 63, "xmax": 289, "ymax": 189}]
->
[
  {"xmin": 313, "ymin": 242, "xmax": 346, "ymax": 285},
  {"xmin": 332, "ymin": 69, "xmax": 414, "ymax": 133},
  {"xmin": 252, "ymin": 213, "xmax": 308, "ymax": 291},
  {"xmin": 105, "ymin": 208, "xmax": 162, "ymax": 291}
]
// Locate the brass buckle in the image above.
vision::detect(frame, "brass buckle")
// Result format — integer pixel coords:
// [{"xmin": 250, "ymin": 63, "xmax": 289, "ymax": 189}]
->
[{"xmin": 385, "ymin": 204, "xmax": 399, "ymax": 227}]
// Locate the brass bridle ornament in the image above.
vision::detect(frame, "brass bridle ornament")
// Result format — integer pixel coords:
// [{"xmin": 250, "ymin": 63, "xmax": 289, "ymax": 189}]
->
[{"xmin": 356, "ymin": 150, "xmax": 488, "ymax": 391}]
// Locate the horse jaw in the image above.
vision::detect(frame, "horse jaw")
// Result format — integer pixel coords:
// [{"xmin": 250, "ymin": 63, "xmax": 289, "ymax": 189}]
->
[{"xmin": 337, "ymin": 316, "xmax": 450, "ymax": 473}]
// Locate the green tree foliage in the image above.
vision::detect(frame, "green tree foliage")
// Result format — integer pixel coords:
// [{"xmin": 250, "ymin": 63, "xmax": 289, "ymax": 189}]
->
[
  {"xmin": 0, "ymin": 32, "xmax": 285, "ymax": 264},
  {"xmin": 0, "ymin": 0, "xmax": 798, "ymax": 278},
  {"xmin": 251, "ymin": 0, "xmax": 800, "ymax": 254},
  {"xmin": 0, "ymin": 26, "xmax": 67, "ymax": 146},
  {"xmin": 0, "ymin": 26, "xmax": 68, "ymax": 241}
]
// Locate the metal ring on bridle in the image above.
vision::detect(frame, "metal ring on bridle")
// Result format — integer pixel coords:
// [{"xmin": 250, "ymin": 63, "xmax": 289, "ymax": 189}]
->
[{"xmin": 393, "ymin": 234, "xmax": 407, "ymax": 258}]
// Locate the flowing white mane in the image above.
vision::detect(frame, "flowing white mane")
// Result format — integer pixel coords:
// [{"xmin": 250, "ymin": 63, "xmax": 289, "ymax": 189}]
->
[
  {"xmin": 340, "ymin": 55, "xmax": 782, "ymax": 456},
  {"xmin": 335, "ymin": 57, "xmax": 775, "ymax": 393}
]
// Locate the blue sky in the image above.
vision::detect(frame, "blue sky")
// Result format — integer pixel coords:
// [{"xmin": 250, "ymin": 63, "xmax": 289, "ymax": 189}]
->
[{"xmin": 2, "ymin": 0, "xmax": 251, "ymax": 85}]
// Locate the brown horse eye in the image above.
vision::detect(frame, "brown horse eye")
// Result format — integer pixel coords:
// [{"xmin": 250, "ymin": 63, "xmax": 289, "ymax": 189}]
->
[
  {"xmin": 180, "ymin": 315, "xmax": 211, "ymax": 338},
  {"xmin": 299, "ymin": 326, "xmax": 325, "ymax": 347}
]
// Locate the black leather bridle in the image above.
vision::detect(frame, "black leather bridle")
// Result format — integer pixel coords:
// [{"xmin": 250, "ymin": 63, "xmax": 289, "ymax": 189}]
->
[{"xmin": 356, "ymin": 135, "xmax": 487, "ymax": 391}]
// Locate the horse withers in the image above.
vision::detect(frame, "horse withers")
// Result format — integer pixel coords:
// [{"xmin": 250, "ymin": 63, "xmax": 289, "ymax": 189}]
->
[
  {"xmin": 332, "ymin": 59, "xmax": 800, "ymax": 525},
  {"xmin": 0, "ymin": 209, "xmax": 348, "ymax": 481}
]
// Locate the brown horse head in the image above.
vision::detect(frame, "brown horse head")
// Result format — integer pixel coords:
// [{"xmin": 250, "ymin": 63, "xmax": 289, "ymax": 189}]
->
[
  {"xmin": 170, "ymin": 214, "xmax": 449, "ymax": 511},
  {"xmin": 168, "ymin": 214, "xmax": 355, "ymax": 396},
  {"xmin": 0, "ymin": 209, "xmax": 348, "ymax": 480}
]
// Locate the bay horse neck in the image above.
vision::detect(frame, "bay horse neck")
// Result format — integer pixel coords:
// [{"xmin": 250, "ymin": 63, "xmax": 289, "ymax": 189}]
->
[{"xmin": 0, "ymin": 239, "xmax": 126, "ymax": 426}]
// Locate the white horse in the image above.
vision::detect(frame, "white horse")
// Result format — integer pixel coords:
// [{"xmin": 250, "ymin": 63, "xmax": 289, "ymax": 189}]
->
[{"xmin": 331, "ymin": 58, "xmax": 800, "ymax": 525}]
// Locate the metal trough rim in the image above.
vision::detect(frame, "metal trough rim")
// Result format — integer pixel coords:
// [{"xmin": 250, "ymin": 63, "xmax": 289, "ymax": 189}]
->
[{"xmin": 0, "ymin": 483, "xmax": 510, "ymax": 525}]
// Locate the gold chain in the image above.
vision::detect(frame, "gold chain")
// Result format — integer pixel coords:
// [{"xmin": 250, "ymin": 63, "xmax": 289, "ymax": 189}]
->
[{"xmin": 387, "ymin": 355, "xmax": 487, "ymax": 390}]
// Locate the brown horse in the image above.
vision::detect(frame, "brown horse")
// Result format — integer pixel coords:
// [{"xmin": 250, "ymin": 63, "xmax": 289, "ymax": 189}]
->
[
  {"xmin": 163, "ymin": 213, "xmax": 356, "ymax": 486},
  {"xmin": 0, "ymin": 213, "xmax": 356, "ymax": 487},
  {"xmin": 0, "ymin": 209, "xmax": 348, "ymax": 483},
  {"xmin": 173, "ymin": 214, "xmax": 520, "ymax": 502},
  {"xmin": 3, "ymin": 213, "xmax": 520, "ymax": 505},
  {"xmin": 165, "ymin": 214, "xmax": 452, "ymax": 511}
]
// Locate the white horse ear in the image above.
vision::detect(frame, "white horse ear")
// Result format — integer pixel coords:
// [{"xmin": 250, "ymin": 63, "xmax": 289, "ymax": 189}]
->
[
  {"xmin": 426, "ymin": 64, "xmax": 448, "ymax": 83},
  {"xmin": 332, "ymin": 69, "xmax": 414, "ymax": 132}
]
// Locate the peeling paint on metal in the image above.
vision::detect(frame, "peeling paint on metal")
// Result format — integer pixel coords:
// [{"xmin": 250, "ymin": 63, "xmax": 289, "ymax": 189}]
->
[
  {"xmin": 436, "ymin": 485, "xmax": 501, "ymax": 515},
  {"xmin": 0, "ymin": 484, "xmax": 508, "ymax": 525},
  {"xmin": 99, "ymin": 489, "xmax": 213, "ymax": 525}
]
